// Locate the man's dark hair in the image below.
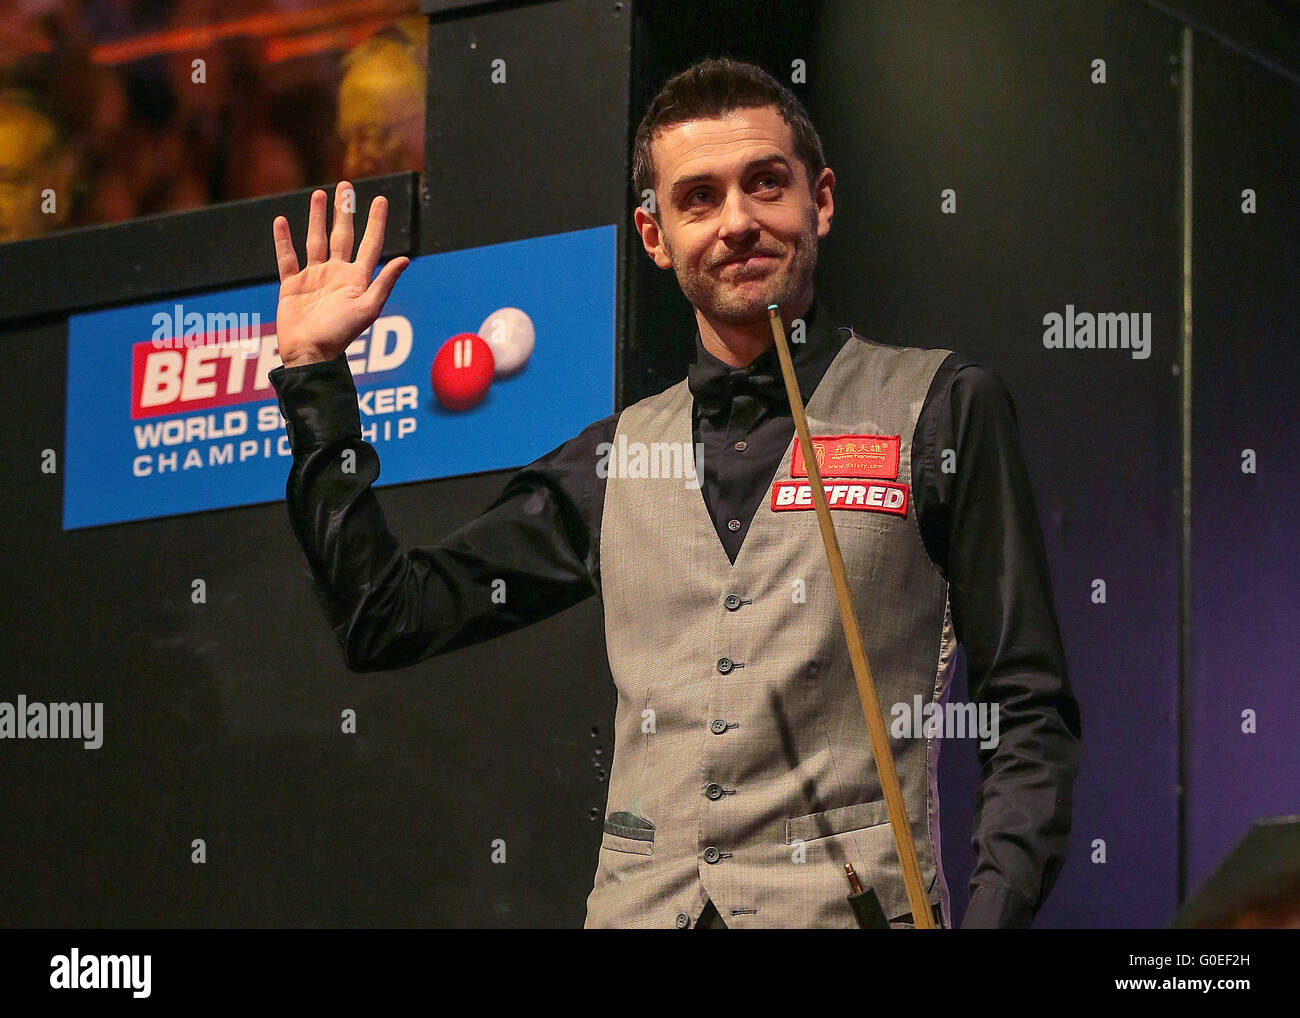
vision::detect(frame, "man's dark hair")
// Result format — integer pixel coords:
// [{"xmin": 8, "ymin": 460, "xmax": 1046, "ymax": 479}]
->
[{"xmin": 631, "ymin": 57, "xmax": 826, "ymax": 214}]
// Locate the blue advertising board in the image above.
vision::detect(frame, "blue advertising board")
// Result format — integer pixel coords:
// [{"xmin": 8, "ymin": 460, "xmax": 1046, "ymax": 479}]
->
[{"xmin": 64, "ymin": 224, "xmax": 616, "ymax": 529}]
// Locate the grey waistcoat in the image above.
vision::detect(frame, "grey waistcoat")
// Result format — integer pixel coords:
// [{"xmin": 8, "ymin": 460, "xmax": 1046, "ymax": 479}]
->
[{"xmin": 587, "ymin": 331, "xmax": 957, "ymax": 929}]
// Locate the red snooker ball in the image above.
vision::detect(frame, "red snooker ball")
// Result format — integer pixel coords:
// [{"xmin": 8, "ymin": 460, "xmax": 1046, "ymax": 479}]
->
[{"xmin": 431, "ymin": 332, "xmax": 495, "ymax": 411}]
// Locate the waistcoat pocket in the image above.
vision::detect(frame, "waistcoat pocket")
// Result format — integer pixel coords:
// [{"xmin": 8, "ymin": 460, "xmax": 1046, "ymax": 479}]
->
[
  {"xmin": 601, "ymin": 812, "xmax": 655, "ymax": 856},
  {"xmin": 785, "ymin": 798, "xmax": 890, "ymax": 844}
]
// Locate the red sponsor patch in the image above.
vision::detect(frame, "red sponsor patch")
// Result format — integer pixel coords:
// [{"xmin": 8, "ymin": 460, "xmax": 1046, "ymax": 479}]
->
[
  {"xmin": 130, "ymin": 326, "xmax": 278, "ymax": 420},
  {"xmin": 771, "ymin": 479, "xmax": 909, "ymax": 516},
  {"xmin": 790, "ymin": 434, "xmax": 900, "ymax": 480}
]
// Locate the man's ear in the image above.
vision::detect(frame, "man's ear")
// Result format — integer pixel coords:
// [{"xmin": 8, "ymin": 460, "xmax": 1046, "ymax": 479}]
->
[
  {"xmin": 814, "ymin": 166, "xmax": 835, "ymax": 241},
  {"xmin": 633, "ymin": 205, "xmax": 673, "ymax": 270}
]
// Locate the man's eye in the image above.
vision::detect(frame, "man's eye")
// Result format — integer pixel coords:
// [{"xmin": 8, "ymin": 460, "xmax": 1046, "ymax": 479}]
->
[
  {"xmin": 689, "ymin": 189, "xmax": 710, "ymax": 204},
  {"xmin": 756, "ymin": 174, "xmax": 780, "ymax": 191}
]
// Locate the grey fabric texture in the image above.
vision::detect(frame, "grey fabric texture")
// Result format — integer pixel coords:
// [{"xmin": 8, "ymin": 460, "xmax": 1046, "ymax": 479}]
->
[{"xmin": 588, "ymin": 332, "xmax": 956, "ymax": 929}]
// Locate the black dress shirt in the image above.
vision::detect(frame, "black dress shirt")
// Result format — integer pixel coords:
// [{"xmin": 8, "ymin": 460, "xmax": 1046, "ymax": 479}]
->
[{"xmin": 268, "ymin": 297, "xmax": 1082, "ymax": 930}]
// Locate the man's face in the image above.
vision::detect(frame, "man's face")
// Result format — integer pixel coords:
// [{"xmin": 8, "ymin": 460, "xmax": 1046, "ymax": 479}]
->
[
  {"xmin": 0, "ymin": 101, "xmax": 59, "ymax": 244},
  {"xmin": 337, "ymin": 46, "xmax": 425, "ymax": 180},
  {"xmin": 635, "ymin": 104, "xmax": 833, "ymax": 325}
]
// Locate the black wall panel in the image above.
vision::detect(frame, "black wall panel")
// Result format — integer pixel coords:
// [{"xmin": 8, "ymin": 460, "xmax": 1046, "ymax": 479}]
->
[
  {"xmin": 814, "ymin": 0, "xmax": 1184, "ymax": 930},
  {"xmin": 1187, "ymin": 33, "xmax": 1300, "ymax": 902}
]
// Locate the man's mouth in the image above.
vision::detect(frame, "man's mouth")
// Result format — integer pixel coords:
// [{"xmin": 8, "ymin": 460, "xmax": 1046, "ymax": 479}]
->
[{"xmin": 718, "ymin": 253, "xmax": 778, "ymax": 273}]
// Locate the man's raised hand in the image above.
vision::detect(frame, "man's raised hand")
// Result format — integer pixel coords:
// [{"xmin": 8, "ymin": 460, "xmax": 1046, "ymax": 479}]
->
[{"xmin": 271, "ymin": 181, "xmax": 410, "ymax": 368}]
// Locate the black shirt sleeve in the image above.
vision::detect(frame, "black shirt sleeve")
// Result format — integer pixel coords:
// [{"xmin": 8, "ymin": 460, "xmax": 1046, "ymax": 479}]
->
[
  {"xmin": 912, "ymin": 353, "xmax": 1083, "ymax": 929},
  {"xmin": 269, "ymin": 352, "xmax": 616, "ymax": 672}
]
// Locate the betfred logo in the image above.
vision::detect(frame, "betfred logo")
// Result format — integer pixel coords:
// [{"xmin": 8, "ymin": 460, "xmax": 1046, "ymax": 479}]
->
[
  {"xmin": 771, "ymin": 479, "xmax": 909, "ymax": 516},
  {"xmin": 130, "ymin": 311, "xmax": 412, "ymax": 419}
]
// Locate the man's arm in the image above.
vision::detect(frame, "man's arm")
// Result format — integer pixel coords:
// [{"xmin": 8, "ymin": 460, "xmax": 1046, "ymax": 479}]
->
[
  {"xmin": 266, "ymin": 180, "xmax": 612, "ymax": 671},
  {"xmin": 271, "ymin": 352, "xmax": 613, "ymax": 671},
  {"xmin": 913, "ymin": 355, "xmax": 1083, "ymax": 928}
]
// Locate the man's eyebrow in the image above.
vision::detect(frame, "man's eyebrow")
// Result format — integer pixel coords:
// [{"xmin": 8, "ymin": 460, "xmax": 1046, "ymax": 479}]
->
[{"xmin": 668, "ymin": 155, "xmax": 793, "ymax": 201}]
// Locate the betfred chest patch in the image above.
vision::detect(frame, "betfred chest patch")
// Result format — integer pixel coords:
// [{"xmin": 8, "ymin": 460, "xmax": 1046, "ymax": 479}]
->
[
  {"xmin": 771, "ymin": 479, "xmax": 909, "ymax": 516},
  {"xmin": 777, "ymin": 434, "xmax": 908, "ymax": 516},
  {"xmin": 790, "ymin": 434, "xmax": 900, "ymax": 480}
]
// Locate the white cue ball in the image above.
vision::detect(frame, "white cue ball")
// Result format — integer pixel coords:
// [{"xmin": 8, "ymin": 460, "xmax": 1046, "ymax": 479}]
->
[{"xmin": 477, "ymin": 307, "xmax": 535, "ymax": 377}]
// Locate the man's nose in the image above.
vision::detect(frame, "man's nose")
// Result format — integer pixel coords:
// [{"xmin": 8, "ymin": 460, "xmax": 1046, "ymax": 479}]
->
[
  {"xmin": 345, "ymin": 144, "xmax": 379, "ymax": 178},
  {"xmin": 717, "ymin": 188, "xmax": 761, "ymax": 242}
]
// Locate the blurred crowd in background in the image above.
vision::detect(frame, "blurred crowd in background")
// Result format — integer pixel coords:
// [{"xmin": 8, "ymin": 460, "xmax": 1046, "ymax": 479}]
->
[{"xmin": 0, "ymin": 0, "xmax": 426, "ymax": 245}]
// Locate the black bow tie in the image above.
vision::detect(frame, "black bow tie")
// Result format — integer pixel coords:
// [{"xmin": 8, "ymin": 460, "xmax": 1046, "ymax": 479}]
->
[{"xmin": 688, "ymin": 356, "xmax": 788, "ymax": 420}]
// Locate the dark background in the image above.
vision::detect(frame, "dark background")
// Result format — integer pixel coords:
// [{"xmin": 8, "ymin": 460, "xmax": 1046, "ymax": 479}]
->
[{"xmin": 0, "ymin": 0, "xmax": 1295, "ymax": 927}]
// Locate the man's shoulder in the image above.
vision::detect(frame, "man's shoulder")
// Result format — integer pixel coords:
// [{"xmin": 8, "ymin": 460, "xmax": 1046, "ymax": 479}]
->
[
  {"xmin": 834, "ymin": 330, "xmax": 961, "ymax": 393},
  {"xmin": 620, "ymin": 376, "xmax": 692, "ymax": 417},
  {"xmin": 840, "ymin": 327, "xmax": 957, "ymax": 364},
  {"xmin": 838, "ymin": 332, "xmax": 1018, "ymax": 399},
  {"xmin": 898, "ymin": 348, "xmax": 1019, "ymax": 431}
]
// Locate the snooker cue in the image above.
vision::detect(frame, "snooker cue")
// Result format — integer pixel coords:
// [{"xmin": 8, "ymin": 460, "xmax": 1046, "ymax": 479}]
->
[{"xmin": 766, "ymin": 303, "xmax": 936, "ymax": 930}]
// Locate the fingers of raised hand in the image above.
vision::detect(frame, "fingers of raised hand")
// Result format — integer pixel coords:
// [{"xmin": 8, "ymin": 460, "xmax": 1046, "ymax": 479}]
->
[
  {"xmin": 272, "ymin": 215, "xmax": 300, "ymax": 283},
  {"xmin": 305, "ymin": 188, "xmax": 328, "ymax": 265},
  {"xmin": 355, "ymin": 195, "xmax": 389, "ymax": 278},
  {"xmin": 329, "ymin": 180, "xmax": 356, "ymax": 261},
  {"xmin": 362, "ymin": 256, "xmax": 410, "ymax": 316}
]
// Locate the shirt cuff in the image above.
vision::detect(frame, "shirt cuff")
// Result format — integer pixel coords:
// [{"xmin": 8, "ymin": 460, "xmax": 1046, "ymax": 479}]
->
[
  {"xmin": 961, "ymin": 883, "xmax": 1037, "ymax": 929},
  {"xmin": 268, "ymin": 352, "xmax": 363, "ymax": 451}
]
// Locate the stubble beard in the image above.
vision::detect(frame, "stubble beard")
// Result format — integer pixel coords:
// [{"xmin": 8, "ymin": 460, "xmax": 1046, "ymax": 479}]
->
[{"xmin": 664, "ymin": 210, "xmax": 819, "ymax": 326}]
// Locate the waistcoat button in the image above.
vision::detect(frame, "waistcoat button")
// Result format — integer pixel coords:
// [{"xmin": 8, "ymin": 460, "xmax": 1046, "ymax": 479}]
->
[
  {"xmin": 705, "ymin": 782, "xmax": 724, "ymax": 800},
  {"xmin": 727, "ymin": 518, "xmax": 741, "ymax": 532},
  {"xmin": 709, "ymin": 718, "xmax": 728, "ymax": 734},
  {"xmin": 675, "ymin": 912, "xmax": 690, "ymax": 928},
  {"xmin": 703, "ymin": 846, "xmax": 721, "ymax": 864},
  {"xmin": 723, "ymin": 593, "xmax": 741, "ymax": 610},
  {"xmin": 734, "ymin": 440, "xmax": 748, "ymax": 451},
  {"xmin": 716, "ymin": 657, "xmax": 733, "ymax": 674}
]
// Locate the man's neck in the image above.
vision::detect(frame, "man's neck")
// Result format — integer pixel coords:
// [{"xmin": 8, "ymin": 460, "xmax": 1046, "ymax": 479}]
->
[{"xmin": 697, "ymin": 288, "xmax": 815, "ymax": 368}]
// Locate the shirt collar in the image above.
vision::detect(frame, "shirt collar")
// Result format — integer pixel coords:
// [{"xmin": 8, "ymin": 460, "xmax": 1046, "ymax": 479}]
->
[{"xmin": 687, "ymin": 297, "xmax": 849, "ymax": 420}]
